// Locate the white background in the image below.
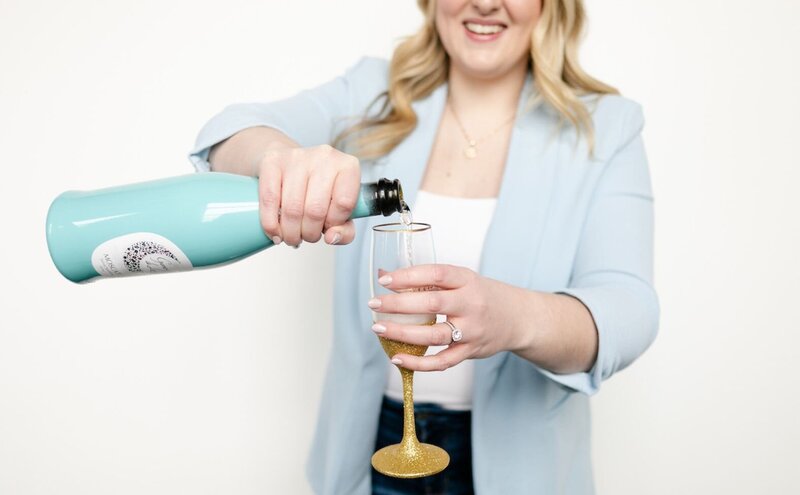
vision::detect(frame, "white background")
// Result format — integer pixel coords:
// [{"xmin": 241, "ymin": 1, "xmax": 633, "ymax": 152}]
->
[{"xmin": 1, "ymin": 0, "xmax": 799, "ymax": 493}]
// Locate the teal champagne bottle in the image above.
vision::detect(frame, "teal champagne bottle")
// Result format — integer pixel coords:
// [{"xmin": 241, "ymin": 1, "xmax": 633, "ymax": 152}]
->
[{"xmin": 46, "ymin": 172, "xmax": 405, "ymax": 283}]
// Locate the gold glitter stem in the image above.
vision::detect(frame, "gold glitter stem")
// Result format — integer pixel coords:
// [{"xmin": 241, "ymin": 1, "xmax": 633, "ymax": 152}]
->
[{"xmin": 399, "ymin": 367, "xmax": 422, "ymax": 454}]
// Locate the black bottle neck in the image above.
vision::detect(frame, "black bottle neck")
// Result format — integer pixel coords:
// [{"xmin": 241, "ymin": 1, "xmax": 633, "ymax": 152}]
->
[{"xmin": 367, "ymin": 178, "xmax": 404, "ymax": 216}]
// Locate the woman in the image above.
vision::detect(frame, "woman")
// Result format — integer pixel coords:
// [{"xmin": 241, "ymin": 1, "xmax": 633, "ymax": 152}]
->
[{"xmin": 190, "ymin": 0, "xmax": 659, "ymax": 493}]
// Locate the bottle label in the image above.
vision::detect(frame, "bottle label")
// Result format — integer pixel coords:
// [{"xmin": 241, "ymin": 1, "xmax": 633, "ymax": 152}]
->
[{"xmin": 91, "ymin": 232, "xmax": 193, "ymax": 277}]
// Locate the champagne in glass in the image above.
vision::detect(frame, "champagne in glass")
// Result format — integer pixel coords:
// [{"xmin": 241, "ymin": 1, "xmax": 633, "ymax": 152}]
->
[{"xmin": 370, "ymin": 221, "xmax": 450, "ymax": 478}]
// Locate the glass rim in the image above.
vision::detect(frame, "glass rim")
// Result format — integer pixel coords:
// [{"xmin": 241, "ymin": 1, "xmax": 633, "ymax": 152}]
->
[{"xmin": 372, "ymin": 222, "xmax": 432, "ymax": 233}]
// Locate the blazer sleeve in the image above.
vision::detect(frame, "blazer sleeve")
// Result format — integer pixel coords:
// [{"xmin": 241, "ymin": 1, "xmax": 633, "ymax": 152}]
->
[
  {"xmin": 539, "ymin": 103, "xmax": 660, "ymax": 395},
  {"xmin": 188, "ymin": 57, "xmax": 388, "ymax": 171}
]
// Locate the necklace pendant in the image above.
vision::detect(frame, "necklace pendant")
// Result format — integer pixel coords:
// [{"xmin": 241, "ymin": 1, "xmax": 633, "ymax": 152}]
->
[{"xmin": 464, "ymin": 140, "xmax": 477, "ymax": 159}]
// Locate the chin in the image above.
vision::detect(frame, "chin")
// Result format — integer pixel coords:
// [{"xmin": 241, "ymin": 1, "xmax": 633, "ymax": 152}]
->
[
  {"xmin": 453, "ymin": 57, "xmax": 522, "ymax": 80},
  {"xmin": 449, "ymin": 42, "xmax": 529, "ymax": 78}
]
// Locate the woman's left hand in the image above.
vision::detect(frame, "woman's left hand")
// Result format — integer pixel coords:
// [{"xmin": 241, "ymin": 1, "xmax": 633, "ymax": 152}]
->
[{"xmin": 367, "ymin": 264, "xmax": 528, "ymax": 371}]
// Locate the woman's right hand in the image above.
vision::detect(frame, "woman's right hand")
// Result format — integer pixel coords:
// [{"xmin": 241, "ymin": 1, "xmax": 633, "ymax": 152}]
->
[{"xmin": 256, "ymin": 144, "xmax": 361, "ymax": 247}]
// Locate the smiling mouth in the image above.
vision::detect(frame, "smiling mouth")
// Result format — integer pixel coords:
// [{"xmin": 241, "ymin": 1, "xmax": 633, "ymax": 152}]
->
[{"xmin": 464, "ymin": 22, "xmax": 506, "ymax": 35}]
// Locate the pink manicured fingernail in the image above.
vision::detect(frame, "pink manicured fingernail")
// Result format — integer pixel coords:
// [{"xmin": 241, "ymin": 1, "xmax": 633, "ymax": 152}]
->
[
  {"xmin": 372, "ymin": 323, "xmax": 386, "ymax": 333},
  {"xmin": 272, "ymin": 236, "xmax": 282, "ymax": 245},
  {"xmin": 367, "ymin": 298, "xmax": 382, "ymax": 309},
  {"xmin": 330, "ymin": 233, "xmax": 342, "ymax": 245},
  {"xmin": 378, "ymin": 275, "xmax": 392, "ymax": 286},
  {"xmin": 391, "ymin": 358, "xmax": 403, "ymax": 365}
]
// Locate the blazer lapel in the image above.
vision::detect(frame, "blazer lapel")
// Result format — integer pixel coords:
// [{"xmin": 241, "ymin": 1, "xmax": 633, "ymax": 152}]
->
[
  {"xmin": 475, "ymin": 80, "xmax": 562, "ymax": 383},
  {"xmin": 383, "ymin": 84, "xmax": 448, "ymax": 208}
]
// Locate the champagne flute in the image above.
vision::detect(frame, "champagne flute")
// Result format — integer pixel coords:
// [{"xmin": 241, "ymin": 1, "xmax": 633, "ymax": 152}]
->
[{"xmin": 370, "ymin": 222, "xmax": 450, "ymax": 478}]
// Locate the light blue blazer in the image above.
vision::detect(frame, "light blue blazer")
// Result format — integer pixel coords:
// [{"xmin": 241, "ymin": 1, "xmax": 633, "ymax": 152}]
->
[{"xmin": 190, "ymin": 58, "xmax": 659, "ymax": 495}]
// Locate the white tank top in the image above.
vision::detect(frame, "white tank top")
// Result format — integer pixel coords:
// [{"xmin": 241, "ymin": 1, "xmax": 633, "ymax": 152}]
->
[{"xmin": 384, "ymin": 189, "xmax": 498, "ymax": 410}]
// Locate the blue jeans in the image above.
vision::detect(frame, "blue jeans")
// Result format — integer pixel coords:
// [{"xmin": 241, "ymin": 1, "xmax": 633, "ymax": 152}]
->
[{"xmin": 371, "ymin": 396, "xmax": 474, "ymax": 495}]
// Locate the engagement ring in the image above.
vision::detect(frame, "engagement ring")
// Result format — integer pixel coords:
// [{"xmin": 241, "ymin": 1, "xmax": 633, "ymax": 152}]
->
[{"xmin": 444, "ymin": 320, "xmax": 463, "ymax": 344}]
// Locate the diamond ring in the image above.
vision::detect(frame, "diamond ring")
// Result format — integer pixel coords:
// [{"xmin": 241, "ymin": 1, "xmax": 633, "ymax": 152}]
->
[{"xmin": 443, "ymin": 320, "xmax": 463, "ymax": 344}]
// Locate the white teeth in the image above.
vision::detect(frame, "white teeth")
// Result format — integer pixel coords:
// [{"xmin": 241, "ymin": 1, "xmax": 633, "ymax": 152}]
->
[{"xmin": 465, "ymin": 22, "xmax": 504, "ymax": 35}]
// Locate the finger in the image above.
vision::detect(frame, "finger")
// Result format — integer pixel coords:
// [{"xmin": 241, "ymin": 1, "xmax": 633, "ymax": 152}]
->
[
  {"xmin": 323, "ymin": 220, "xmax": 355, "ymax": 245},
  {"xmin": 302, "ymin": 166, "xmax": 337, "ymax": 243},
  {"xmin": 378, "ymin": 264, "xmax": 475, "ymax": 291},
  {"xmin": 279, "ymin": 168, "xmax": 309, "ymax": 247},
  {"xmin": 368, "ymin": 289, "xmax": 463, "ymax": 316},
  {"xmin": 392, "ymin": 343, "xmax": 473, "ymax": 372},
  {"xmin": 258, "ymin": 161, "xmax": 283, "ymax": 244},
  {"xmin": 372, "ymin": 321, "xmax": 454, "ymax": 347},
  {"xmin": 325, "ymin": 154, "xmax": 360, "ymax": 228}
]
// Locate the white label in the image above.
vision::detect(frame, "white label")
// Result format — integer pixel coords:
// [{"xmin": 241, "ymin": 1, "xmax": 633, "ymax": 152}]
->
[{"xmin": 91, "ymin": 232, "xmax": 192, "ymax": 278}]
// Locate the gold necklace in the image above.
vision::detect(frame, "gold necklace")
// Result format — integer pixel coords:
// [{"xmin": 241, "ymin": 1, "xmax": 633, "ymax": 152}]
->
[{"xmin": 448, "ymin": 97, "xmax": 517, "ymax": 159}]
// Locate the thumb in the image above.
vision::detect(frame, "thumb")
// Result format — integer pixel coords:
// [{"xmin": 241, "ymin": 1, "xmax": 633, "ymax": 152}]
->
[{"xmin": 324, "ymin": 220, "xmax": 356, "ymax": 246}]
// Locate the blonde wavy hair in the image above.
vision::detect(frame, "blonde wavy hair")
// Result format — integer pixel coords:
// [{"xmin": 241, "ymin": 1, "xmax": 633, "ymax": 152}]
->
[{"xmin": 335, "ymin": 0, "xmax": 618, "ymax": 159}]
